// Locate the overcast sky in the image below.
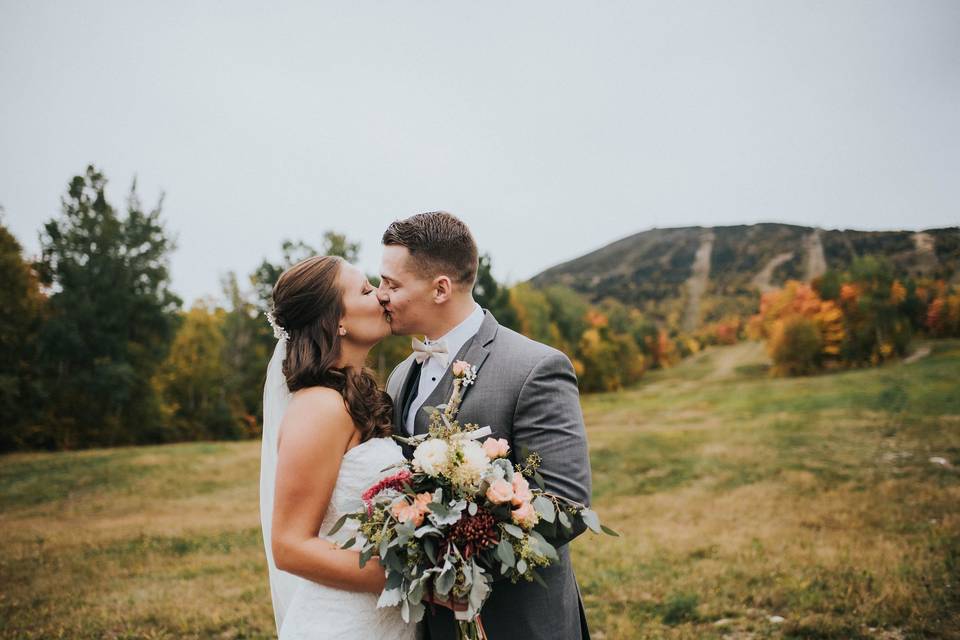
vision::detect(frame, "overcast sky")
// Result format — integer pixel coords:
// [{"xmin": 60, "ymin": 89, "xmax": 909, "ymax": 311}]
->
[{"xmin": 2, "ymin": 1, "xmax": 958, "ymax": 304}]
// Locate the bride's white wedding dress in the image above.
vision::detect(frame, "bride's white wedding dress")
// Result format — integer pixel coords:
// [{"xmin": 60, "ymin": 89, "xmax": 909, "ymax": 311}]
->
[
  {"xmin": 278, "ymin": 437, "xmax": 417, "ymax": 640},
  {"xmin": 259, "ymin": 341, "xmax": 418, "ymax": 640}
]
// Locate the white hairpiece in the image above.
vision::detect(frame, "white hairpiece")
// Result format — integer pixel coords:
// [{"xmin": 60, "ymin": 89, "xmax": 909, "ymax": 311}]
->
[{"xmin": 265, "ymin": 311, "xmax": 290, "ymax": 341}]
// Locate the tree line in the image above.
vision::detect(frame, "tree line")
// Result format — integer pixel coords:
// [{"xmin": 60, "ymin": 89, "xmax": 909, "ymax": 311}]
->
[{"xmin": 5, "ymin": 166, "xmax": 957, "ymax": 452}]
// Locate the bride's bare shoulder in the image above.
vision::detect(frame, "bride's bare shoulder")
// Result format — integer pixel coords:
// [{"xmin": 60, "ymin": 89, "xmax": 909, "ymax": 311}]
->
[{"xmin": 280, "ymin": 386, "xmax": 353, "ymax": 442}]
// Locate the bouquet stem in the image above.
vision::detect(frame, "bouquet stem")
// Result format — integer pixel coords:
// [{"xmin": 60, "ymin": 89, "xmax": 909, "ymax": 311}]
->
[{"xmin": 457, "ymin": 615, "xmax": 488, "ymax": 640}]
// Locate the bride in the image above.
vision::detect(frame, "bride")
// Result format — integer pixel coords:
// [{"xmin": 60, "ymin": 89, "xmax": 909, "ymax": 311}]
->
[{"xmin": 258, "ymin": 255, "xmax": 418, "ymax": 640}]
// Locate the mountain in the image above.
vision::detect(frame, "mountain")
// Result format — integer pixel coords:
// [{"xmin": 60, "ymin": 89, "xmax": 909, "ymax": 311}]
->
[{"xmin": 530, "ymin": 224, "xmax": 960, "ymax": 330}]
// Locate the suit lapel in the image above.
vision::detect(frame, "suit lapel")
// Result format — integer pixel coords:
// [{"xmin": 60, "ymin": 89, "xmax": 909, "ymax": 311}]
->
[
  {"xmin": 392, "ymin": 356, "xmax": 417, "ymax": 432},
  {"xmin": 413, "ymin": 310, "xmax": 499, "ymax": 435}
]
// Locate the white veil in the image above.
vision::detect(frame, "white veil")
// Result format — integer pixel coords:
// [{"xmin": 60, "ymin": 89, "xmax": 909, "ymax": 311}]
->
[{"xmin": 259, "ymin": 339, "xmax": 309, "ymax": 633}]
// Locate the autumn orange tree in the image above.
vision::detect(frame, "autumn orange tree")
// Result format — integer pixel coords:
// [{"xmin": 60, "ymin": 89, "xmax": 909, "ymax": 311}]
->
[
  {"xmin": 748, "ymin": 280, "xmax": 844, "ymax": 374},
  {"xmin": 924, "ymin": 281, "xmax": 960, "ymax": 337}
]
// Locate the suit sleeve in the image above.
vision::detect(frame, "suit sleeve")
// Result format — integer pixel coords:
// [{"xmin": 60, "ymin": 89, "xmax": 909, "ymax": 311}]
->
[{"xmin": 511, "ymin": 350, "xmax": 593, "ymax": 548}]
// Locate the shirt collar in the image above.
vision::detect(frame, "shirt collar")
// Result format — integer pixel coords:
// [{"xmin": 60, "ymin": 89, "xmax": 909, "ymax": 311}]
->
[{"xmin": 425, "ymin": 304, "xmax": 484, "ymax": 364}]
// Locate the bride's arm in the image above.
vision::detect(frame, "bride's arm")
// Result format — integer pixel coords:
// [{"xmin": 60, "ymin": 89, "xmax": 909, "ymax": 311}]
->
[{"xmin": 270, "ymin": 387, "xmax": 386, "ymax": 594}]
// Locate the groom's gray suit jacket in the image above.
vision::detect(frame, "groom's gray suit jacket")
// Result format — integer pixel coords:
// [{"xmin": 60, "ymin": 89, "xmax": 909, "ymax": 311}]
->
[{"xmin": 385, "ymin": 310, "xmax": 593, "ymax": 640}]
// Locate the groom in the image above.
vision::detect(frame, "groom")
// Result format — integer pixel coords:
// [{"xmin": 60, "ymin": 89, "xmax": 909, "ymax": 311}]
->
[{"xmin": 377, "ymin": 211, "xmax": 593, "ymax": 640}]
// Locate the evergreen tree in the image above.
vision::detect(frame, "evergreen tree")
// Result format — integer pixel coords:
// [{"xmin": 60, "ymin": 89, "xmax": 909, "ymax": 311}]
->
[
  {"xmin": 473, "ymin": 253, "xmax": 517, "ymax": 329},
  {"xmin": 36, "ymin": 166, "xmax": 180, "ymax": 448}
]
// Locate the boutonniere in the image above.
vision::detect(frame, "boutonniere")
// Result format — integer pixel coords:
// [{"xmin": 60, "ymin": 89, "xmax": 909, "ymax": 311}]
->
[
  {"xmin": 451, "ymin": 359, "xmax": 478, "ymax": 387},
  {"xmin": 442, "ymin": 360, "xmax": 478, "ymax": 421}
]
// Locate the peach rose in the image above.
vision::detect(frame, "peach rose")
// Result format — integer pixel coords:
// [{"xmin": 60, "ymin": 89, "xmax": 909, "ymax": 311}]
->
[
  {"xmin": 451, "ymin": 360, "xmax": 470, "ymax": 377},
  {"xmin": 485, "ymin": 478, "xmax": 514, "ymax": 505},
  {"xmin": 511, "ymin": 473, "xmax": 533, "ymax": 506},
  {"xmin": 391, "ymin": 501, "xmax": 424, "ymax": 527},
  {"xmin": 511, "ymin": 501, "xmax": 539, "ymax": 529},
  {"xmin": 391, "ymin": 492, "xmax": 432, "ymax": 527},
  {"xmin": 482, "ymin": 437, "xmax": 510, "ymax": 460}
]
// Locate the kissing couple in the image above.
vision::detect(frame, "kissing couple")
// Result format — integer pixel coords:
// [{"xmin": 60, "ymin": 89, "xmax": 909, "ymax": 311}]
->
[{"xmin": 259, "ymin": 211, "xmax": 593, "ymax": 639}]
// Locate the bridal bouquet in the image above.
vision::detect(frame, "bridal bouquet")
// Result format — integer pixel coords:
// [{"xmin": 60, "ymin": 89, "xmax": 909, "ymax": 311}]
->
[{"xmin": 329, "ymin": 360, "xmax": 617, "ymax": 640}]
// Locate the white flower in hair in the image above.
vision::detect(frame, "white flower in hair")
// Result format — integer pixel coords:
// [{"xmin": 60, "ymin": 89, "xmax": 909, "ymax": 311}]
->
[{"xmin": 266, "ymin": 310, "xmax": 290, "ymax": 341}]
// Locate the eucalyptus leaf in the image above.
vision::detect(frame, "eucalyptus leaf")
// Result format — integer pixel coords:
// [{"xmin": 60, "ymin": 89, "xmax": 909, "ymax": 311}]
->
[
  {"xmin": 385, "ymin": 570, "xmax": 404, "ymax": 591},
  {"xmin": 516, "ymin": 559, "xmax": 527, "ymax": 574},
  {"xmin": 385, "ymin": 549, "xmax": 404, "ymax": 572},
  {"xmin": 601, "ymin": 524, "xmax": 621, "ymax": 537},
  {"xmin": 409, "ymin": 577, "xmax": 425, "ymax": 603},
  {"xmin": 435, "ymin": 565, "xmax": 456, "ymax": 596},
  {"xmin": 359, "ymin": 546, "xmax": 374, "ymax": 568},
  {"xmin": 528, "ymin": 530, "xmax": 558, "ymax": 562},
  {"xmin": 532, "ymin": 496, "xmax": 556, "ymax": 523},
  {"xmin": 327, "ymin": 513, "xmax": 351, "ymax": 537},
  {"xmin": 582, "ymin": 508, "xmax": 602, "ymax": 534},
  {"xmin": 532, "ymin": 471, "xmax": 546, "ymax": 489},
  {"xmin": 501, "ymin": 523, "xmax": 524, "ymax": 538},
  {"xmin": 496, "ymin": 539, "xmax": 516, "ymax": 568},
  {"xmin": 424, "ymin": 537, "xmax": 437, "ymax": 564}
]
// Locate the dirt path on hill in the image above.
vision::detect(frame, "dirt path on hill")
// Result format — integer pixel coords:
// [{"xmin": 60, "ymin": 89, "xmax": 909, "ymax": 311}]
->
[{"xmin": 705, "ymin": 341, "xmax": 769, "ymax": 380}]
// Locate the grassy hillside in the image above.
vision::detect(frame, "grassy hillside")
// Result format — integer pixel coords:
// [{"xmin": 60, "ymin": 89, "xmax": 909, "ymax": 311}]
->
[{"xmin": 1, "ymin": 342, "xmax": 958, "ymax": 639}]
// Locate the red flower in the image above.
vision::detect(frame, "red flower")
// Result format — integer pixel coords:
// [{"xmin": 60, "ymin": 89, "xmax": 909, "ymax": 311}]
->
[{"xmin": 362, "ymin": 469, "xmax": 413, "ymax": 514}]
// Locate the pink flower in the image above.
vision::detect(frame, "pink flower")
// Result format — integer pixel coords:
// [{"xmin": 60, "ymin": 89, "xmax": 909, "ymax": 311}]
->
[
  {"xmin": 511, "ymin": 501, "xmax": 539, "ymax": 529},
  {"xmin": 485, "ymin": 478, "xmax": 514, "ymax": 505},
  {"xmin": 482, "ymin": 437, "xmax": 510, "ymax": 460},
  {"xmin": 452, "ymin": 360, "xmax": 470, "ymax": 377},
  {"xmin": 390, "ymin": 492, "xmax": 433, "ymax": 528},
  {"xmin": 511, "ymin": 473, "xmax": 533, "ymax": 506},
  {"xmin": 391, "ymin": 501, "xmax": 425, "ymax": 527}
]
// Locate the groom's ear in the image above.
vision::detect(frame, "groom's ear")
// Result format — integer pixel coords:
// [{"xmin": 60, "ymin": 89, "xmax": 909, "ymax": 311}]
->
[{"xmin": 432, "ymin": 274, "xmax": 453, "ymax": 303}]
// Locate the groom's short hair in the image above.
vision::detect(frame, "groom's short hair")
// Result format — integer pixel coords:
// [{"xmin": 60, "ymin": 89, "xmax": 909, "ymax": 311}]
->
[{"xmin": 382, "ymin": 211, "xmax": 479, "ymax": 288}]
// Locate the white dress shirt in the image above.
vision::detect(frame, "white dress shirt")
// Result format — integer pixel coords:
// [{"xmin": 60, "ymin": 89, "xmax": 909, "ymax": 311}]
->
[{"xmin": 405, "ymin": 304, "xmax": 484, "ymax": 433}]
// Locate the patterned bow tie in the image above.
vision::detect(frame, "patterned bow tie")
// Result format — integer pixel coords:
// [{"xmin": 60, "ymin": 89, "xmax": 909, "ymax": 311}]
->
[{"xmin": 411, "ymin": 337, "xmax": 449, "ymax": 367}]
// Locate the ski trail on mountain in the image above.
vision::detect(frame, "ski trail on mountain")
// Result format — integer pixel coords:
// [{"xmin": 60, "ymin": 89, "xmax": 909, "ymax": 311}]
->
[
  {"xmin": 912, "ymin": 232, "xmax": 939, "ymax": 276},
  {"xmin": 751, "ymin": 252, "xmax": 795, "ymax": 292},
  {"xmin": 804, "ymin": 229, "xmax": 827, "ymax": 281},
  {"xmin": 683, "ymin": 229, "xmax": 714, "ymax": 332}
]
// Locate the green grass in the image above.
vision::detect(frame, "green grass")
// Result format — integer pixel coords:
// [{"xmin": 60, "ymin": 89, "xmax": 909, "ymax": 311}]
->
[{"xmin": 1, "ymin": 341, "xmax": 958, "ymax": 639}]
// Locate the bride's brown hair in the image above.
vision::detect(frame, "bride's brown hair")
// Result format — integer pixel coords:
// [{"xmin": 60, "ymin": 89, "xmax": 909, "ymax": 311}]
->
[{"xmin": 271, "ymin": 256, "xmax": 393, "ymax": 442}]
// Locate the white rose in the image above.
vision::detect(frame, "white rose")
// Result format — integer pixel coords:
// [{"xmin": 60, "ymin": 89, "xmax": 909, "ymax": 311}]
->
[
  {"xmin": 450, "ymin": 440, "xmax": 491, "ymax": 488},
  {"xmin": 413, "ymin": 439, "xmax": 450, "ymax": 477}
]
